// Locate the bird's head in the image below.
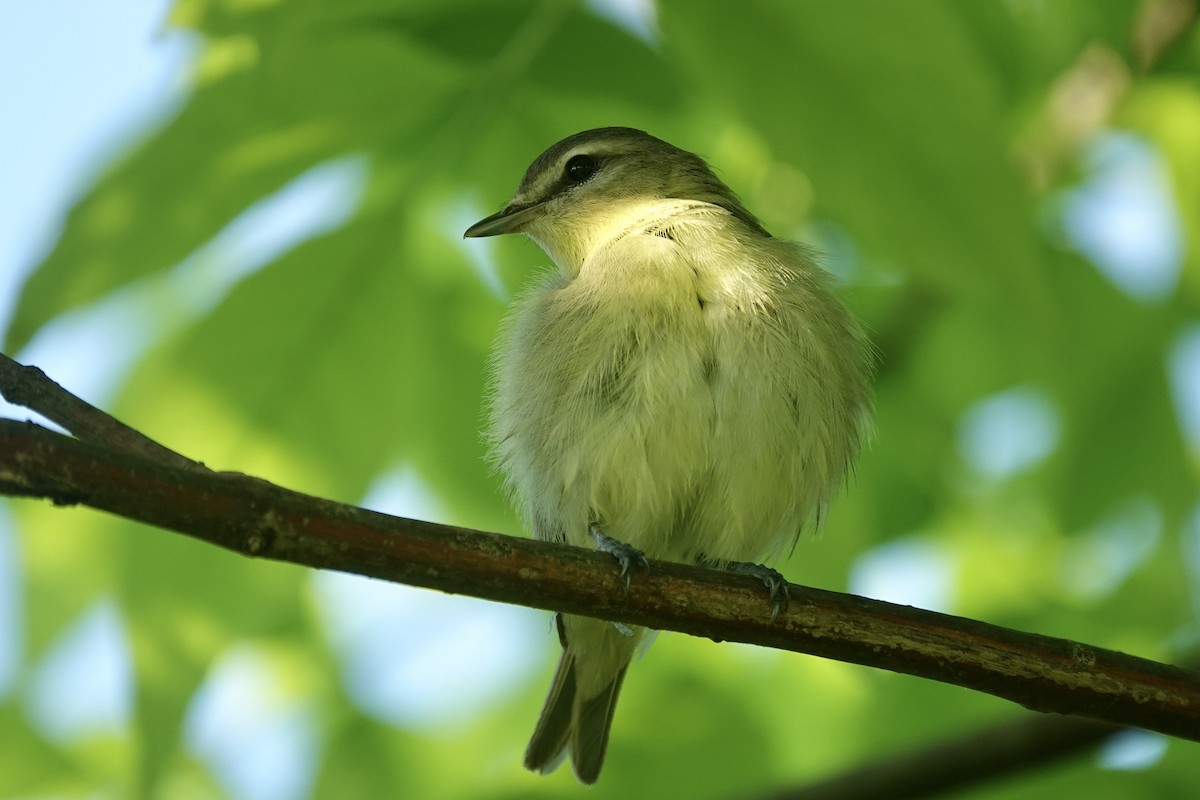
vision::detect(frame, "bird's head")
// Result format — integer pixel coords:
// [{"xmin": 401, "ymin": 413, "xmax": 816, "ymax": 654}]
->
[{"xmin": 465, "ymin": 127, "xmax": 763, "ymax": 275}]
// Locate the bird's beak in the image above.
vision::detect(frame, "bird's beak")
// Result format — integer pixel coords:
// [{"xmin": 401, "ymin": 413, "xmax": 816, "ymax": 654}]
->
[{"xmin": 463, "ymin": 200, "xmax": 543, "ymax": 238}]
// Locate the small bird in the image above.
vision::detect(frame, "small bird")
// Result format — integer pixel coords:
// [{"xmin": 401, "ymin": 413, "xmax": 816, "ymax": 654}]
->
[{"xmin": 465, "ymin": 127, "xmax": 872, "ymax": 783}]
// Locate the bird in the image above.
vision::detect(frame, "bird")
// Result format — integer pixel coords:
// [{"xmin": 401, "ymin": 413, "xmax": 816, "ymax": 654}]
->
[{"xmin": 464, "ymin": 127, "xmax": 872, "ymax": 783}]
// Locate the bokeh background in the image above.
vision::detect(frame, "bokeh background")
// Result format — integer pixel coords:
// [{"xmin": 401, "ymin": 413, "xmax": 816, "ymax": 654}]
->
[{"xmin": 2, "ymin": 1, "xmax": 1199, "ymax": 798}]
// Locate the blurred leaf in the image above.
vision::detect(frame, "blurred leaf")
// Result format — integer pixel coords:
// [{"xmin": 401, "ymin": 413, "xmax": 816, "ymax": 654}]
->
[{"xmin": 6, "ymin": 1, "xmax": 1200, "ymax": 797}]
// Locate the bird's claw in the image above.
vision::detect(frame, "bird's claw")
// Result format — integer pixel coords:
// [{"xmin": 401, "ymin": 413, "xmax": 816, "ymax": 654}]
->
[
  {"xmin": 589, "ymin": 524, "xmax": 649, "ymax": 592},
  {"xmin": 729, "ymin": 561, "xmax": 790, "ymax": 623}
]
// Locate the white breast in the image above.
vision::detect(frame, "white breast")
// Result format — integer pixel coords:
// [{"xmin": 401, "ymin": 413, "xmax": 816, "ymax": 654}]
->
[{"xmin": 489, "ymin": 202, "xmax": 866, "ymax": 566}]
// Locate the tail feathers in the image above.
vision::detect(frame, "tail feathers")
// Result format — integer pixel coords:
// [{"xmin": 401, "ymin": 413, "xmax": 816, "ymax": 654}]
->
[
  {"xmin": 524, "ymin": 648, "xmax": 630, "ymax": 785},
  {"xmin": 570, "ymin": 664, "xmax": 628, "ymax": 784},
  {"xmin": 524, "ymin": 649, "xmax": 576, "ymax": 774}
]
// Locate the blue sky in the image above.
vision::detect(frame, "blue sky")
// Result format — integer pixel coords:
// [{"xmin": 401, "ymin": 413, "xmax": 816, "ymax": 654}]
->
[{"xmin": 0, "ymin": 1, "xmax": 189, "ymax": 336}]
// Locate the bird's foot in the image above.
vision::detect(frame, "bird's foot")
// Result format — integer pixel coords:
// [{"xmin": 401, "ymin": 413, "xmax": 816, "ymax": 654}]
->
[
  {"xmin": 588, "ymin": 524, "xmax": 649, "ymax": 592},
  {"xmin": 728, "ymin": 561, "xmax": 790, "ymax": 623}
]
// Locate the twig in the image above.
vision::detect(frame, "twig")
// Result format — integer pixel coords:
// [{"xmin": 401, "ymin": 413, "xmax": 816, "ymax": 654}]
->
[
  {"xmin": 760, "ymin": 713, "xmax": 1123, "ymax": 800},
  {"xmin": 0, "ymin": 353, "xmax": 202, "ymax": 471}
]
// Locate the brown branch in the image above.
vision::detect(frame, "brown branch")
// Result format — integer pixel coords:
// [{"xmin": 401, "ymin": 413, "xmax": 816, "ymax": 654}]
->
[
  {"xmin": 1, "ymin": 416, "xmax": 1199, "ymax": 741},
  {"xmin": 0, "ymin": 353, "xmax": 201, "ymax": 471},
  {"xmin": 761, "ymin": 713, "xmax": 1123, "ymax": 800},
  {"xmin": 2, "ymin": 352, "xmax": 1199, "ymax": 748}
]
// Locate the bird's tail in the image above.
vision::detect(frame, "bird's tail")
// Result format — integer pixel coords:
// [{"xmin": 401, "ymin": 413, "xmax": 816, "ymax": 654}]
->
[{"xmin": 524, "ymin": 614, "xmax": 635, "ymax": 784}]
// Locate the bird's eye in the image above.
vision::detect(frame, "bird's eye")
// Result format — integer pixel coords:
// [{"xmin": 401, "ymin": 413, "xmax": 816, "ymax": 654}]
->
[{"xmin": 564, "ymin": 154, "xmax": 598, "ymax": 184}]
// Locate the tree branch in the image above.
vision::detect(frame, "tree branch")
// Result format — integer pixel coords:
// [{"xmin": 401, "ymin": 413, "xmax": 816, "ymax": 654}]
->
[
  {"xmin": 2, "ymin": 353, "xmax": 1199, "ymax": 745},
  {"xmin": 0, "ymin": 354, "xmax": 201, "ymax": 471},
  {"xmin": 762, "ymin": 713, "xmax": 1123, "ymax": 800}
]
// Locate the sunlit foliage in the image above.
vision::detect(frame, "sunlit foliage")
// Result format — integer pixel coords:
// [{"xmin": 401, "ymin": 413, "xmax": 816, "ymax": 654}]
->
[{"xmin": 3, "ymin": 2, "xmax": 1199, "ymax": 798}]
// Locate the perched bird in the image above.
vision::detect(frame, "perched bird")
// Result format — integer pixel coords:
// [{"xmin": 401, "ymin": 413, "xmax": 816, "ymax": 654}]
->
[{"xmin": 464, "ymin": 127, "xmax": 872, "ymax": 783}]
